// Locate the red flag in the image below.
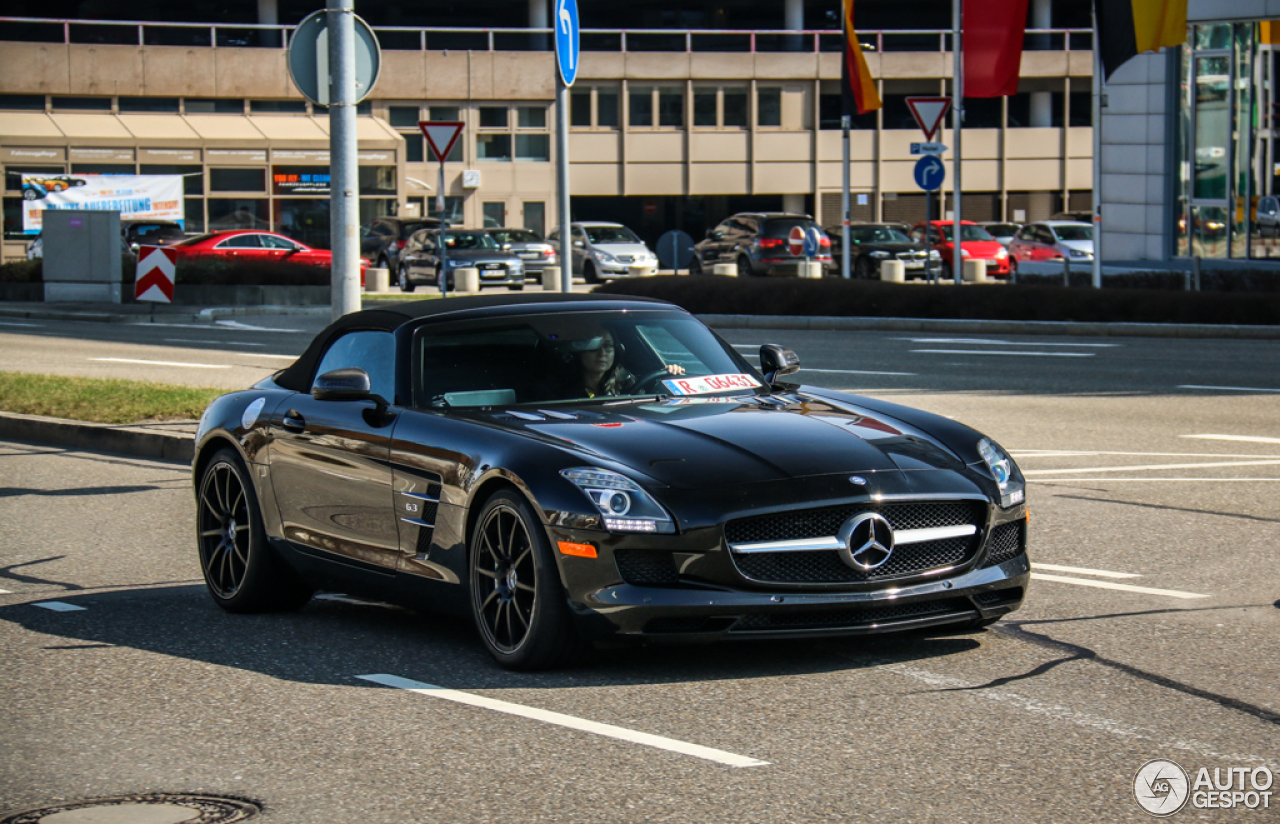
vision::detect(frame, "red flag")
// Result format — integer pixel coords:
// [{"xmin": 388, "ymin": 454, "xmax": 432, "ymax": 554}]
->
[{"xmin": 963, "ymin": 0, "xmax": 1029, "ymax": 98}]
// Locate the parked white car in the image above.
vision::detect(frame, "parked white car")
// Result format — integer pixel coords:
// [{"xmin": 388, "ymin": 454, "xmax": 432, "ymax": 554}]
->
[{"xmin": 549, "ymin": 221, "xmax": 657, "ymax": 283}]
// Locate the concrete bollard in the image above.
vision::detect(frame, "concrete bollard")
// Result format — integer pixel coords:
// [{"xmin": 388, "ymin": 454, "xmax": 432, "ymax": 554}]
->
[
  {"xmin": 963, "ymin": 259, "xmax": 988, "ymax": 283},
  {"xmin": 803, "ymin": 261, "xmax": 824, "ymax": 279},
  {"xmin": 880, "ymin": 260, "xmax": 906, "ymax": 283},
  {"xmin": 366, "ymin": 267, "xmax": 390, "ymax": 293},
  {"xmin": 541, "ymin": 266, "xmax": 561, "ymax": 291},
  {"xmin": 711, "ymin": 263, "xmax": 738, "ymax": 276},
  {"xmin": 455, "ymin": 267, "xmax": 480, "ymax": 293}
]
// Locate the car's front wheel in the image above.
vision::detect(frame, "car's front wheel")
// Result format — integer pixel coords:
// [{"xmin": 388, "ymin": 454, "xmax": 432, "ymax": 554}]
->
[
  {"xmin": 689, "ymin": 256, "xmax": 704, "ymax": 275},
  {"xmin": 196, "ymin": 448, "xmax": 312, "ymax": 613},
  {"xmin": 583, "ymin": 261, "xmax": 600, "ymax": 284},
  {"xmin": 468, "ymin": 490, "xmax": 581, "ymax": 670},
  {"xmin": 398, "ymin": 265, "xmax": 415, "ymax": 293},
  {"xmin": 854, "ymin": 256, "xmax": 875, "ymax": 279},
  {"xmin": 736, "ymin": 255, "xmax": 754, "ymax": 278}
]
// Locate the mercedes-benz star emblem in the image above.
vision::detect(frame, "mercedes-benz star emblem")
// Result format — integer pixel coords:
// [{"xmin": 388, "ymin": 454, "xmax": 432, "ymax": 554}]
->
[
  {"xmin": 837, "ymin": 512, "xmax": 895, "ymax": 570},
  {"xmin": 848, "ymin": 476, "xmax": 867, "ymax": 486}
]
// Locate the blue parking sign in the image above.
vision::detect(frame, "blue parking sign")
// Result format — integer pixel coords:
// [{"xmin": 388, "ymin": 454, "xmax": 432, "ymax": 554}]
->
[
  {"xmin": 555, "ymin": 0, "xmax": 580, "ymax": 87},
  {"xmin": 913, "ymin": 155, "xmax": 945, "ymax": 192}
]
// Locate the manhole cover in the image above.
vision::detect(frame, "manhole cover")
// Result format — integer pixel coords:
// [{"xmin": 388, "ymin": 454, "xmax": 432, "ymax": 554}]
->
[{"xmin": 0, "ymin": 795, "xmax": 259, "ymax": 824}]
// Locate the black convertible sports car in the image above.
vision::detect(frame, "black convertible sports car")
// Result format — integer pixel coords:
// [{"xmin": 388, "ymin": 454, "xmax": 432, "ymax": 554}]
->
[{"xmin": 193, "ymin": 294, "xmax": 1029, "ymax": 670}]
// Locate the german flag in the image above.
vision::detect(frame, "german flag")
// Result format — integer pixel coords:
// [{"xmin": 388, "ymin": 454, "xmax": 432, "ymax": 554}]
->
[
  {"xmin": 1095, "ymin": 0, "xmax": 1188, "ymax": 80},
  {"xmin": 841, "ymin": 0, "xmax": 881, "ymax": 116}
]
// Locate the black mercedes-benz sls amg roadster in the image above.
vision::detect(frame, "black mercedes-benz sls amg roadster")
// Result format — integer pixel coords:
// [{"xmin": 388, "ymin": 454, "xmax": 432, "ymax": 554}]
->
[{"xmin": 193, "ymin": 294, "xmax": 1029, "ymax": 670}]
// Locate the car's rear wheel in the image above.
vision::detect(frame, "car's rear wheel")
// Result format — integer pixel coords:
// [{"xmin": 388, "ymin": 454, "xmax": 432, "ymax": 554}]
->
[
  {"xmin": 196, "ymin": 448, "xmax": 312, "ymax": 613},
  {"xmin": 736, "ymin": 255, "xmax": 754, "ymax": 278},
  {"xmin": 468, "ymin": 490, "xmax": 581, "ymax": 670},
  {"xmin": 398, "ymin": 265, "xmax": 415, "ymax": 293}
]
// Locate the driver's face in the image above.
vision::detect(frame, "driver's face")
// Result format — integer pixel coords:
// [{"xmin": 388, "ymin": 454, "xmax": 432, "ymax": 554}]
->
[{"xmin": 580, "ymin": 332, "xmax": 615, "ymax": 375}]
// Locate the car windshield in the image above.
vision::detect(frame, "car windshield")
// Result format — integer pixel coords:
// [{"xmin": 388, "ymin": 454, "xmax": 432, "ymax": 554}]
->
[
  {"xmin": 445, "ymin": 231, "xmax": 500, "ymax": 250},
  {"xmin": 849, "ymin": 226, "xmax": 911, "ymax": 244},
  {"xmin": 415, "ymin": 310, "xmax": 767, "ymax": 408},
  {"xmin": 939, "ymin": 224, "xmax": 997, "ymax": 242},
  {"xmin": 584, "ymin": 226, "xmax": 641, "ymax": 244},
  {"xmin": 491, "ymin": 229, "xmax": 542, "ymax": 244},
  {"xmin": 1053, "ymin": 225, "xmax": 1093, "ymax": 241}
]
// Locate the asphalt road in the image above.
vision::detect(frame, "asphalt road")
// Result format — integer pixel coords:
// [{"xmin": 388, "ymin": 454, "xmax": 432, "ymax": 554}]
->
[{"xmin": 1, "ymin": 316, "xmax": 1278, "ymax": 822}]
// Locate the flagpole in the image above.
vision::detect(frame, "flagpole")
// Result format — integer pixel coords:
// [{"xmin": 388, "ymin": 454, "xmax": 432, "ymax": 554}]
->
[
  {"xmin": 1091, "ymin": 5, "xmax": 1102, "ymax": 289},
  {"xmin": 842, "ymin": 115, "xmax": 851, "ymax": 278},
  {"xmin": 952, "ymin": 0, "xmax": 962, "ymax": 285}
]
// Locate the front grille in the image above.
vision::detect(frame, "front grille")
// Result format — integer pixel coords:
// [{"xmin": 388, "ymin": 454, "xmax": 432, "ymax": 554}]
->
[
  {"xmin": 895, "ymin": 251, "xmax": 927, "ymax": 261},
  {"xmin": 616, "ymin": 254, "xmax": 636, "ymax": 263},
  {"xmin": 981, "ymin": 521, "xmax": 1025, "ymax": 568},
  {"xmin": 974, "ymin": 587, "xmax": 1023, "ymax": 606},
  {"xmin": 732, "ymin": 599, "xmax": 968, "ymax": 632},
  {"xmin": 726, "ymin": 501, "xmax": 985, "ymax": 584},
  {"xmin": 615, "ymin": 548, "xmax": 679, "ymax": 586}
]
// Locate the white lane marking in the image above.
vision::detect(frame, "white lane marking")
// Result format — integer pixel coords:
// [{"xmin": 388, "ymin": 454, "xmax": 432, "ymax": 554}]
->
[
  {"xmin": 893, "ymin": 337, "xmax": 1119, "ymax": 348},
  {"xmin": 911, "ymin": 349, "xmax": 1094, "ymax": 358},
  {"xmin": 214, "ymin": 320, "xmax": 305, "ymax": 332},
  {"xmin": 1183, "ymin": 433, "xmax": 1280, "ymax": 446},
  {"xmin": 801, "ymin": 367, "xmax": 917, "ymax": 376},
  {"xmin": 1024, "ymin": 459, "xmax": 1280, "ymax": 476},
  {"xmin": 1031, "ymin": 573, "xmax": 1208, "ymax": 600},
  {"xmin": 253, "ymin": 354, "xmax": 298, "ymax": 360},
  {"xmin": 1033, "ymin": 478, "xmax": 1280, "ymax": 482},
  {"xmin": 880, "ymin": 663, "xmax": 1278, "ymax": 770},
  {"xmin": 165, "ymin": 338, "xmax": 265, "ymax": 346},
  {"xmin": 1030, "ymin": 563, "xmax": 1141, "ymax": 579},
  {"xmin": 33, "ymin": 601, "xmax": 86, "ymax": 612},
  {"xmin": 1013, "ymin": 449, "xmax": 1280, "ymax": 459},
  {"xmin": 89, "ymin": 358, "xmax": 230, "ymax": 369},
  {"xmin": 357, "ymin": 673, "xmax": 770, "ymax": 768},
  {"xmin": 1178, "ymin": 384, "xmax": 1279, "ymax": 393},
  {"xmin": 0, "ymin": 321, "xmax": 43, "ymax": 327}
]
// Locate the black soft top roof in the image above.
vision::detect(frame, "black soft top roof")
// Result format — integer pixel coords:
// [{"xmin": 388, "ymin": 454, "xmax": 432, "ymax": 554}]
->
[{"xmin": 274, "ymin": 292, "xmax": 678, "ymax": 391}]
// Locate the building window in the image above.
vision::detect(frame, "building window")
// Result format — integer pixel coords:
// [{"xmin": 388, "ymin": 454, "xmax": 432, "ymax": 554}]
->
[
  {"xmin": 404, "ymin": 134, "xmax": 425, "ymax": 163},
  {"xmin": 479, "ymin": 106, "xmax": 508, "ymax": 128},
  {"xmin": 515, "ymin": 134, "xmax": 550, "ymax": 161},
  {"xmin": 723, "ymin": 88, "xmax": 748, "ymax": 128},
  {"xmin": 476, "ymin": 105, "xmax": 551, "ymax": 162},
  {"xmin": 518, "ymin": 106, "xmax": 546, "ymax": 129},
  {"xmin": 428, "ymin": 196, "xmax": 464, "ymax": 225},
  {"xmin": 184, "ymin": 98, "xmax": 245, "ymax": 114},
  {"xmin": 120, "ymin": 97, "xmax": 180, "ymax": 113},
  {"xmin": 483, "ymin": 202, "xmax": 506, "ymax": 228},
  {"xmin": 51, "ymin": 96, "xmax": 111, "ymax": 112},
  {"xmin": 208, "ymin": 198, "xmax": 269, "ymax": 231},
  {"xmin": 140, "ymin": 165, "xmax": 204, "ymax": 195},
  {"xmin": 524, "ymin": 201, "xmax": 545, "ymax": 236},
  {"xmin": 389, "ymin": 105, "xmax": 420, "ymax": 129},
  {"xmin": 630, "ymin": 85, "xmax": 654, "ymax": 127},
  {"xmin": 477, "ymin": 133, "xmax": 512, "ymax": 162},
  {"xmin": 250, "ymin": 100, "xmax": 308, "ymax": 114},
  {"xmin": 210, "ymin": 168, "xmax": 266, "ymax": 192},
  {"xmin": 818, "ymin": 93, "xmax": 877, "ymax": 130},
  {"xmin": 0, "ymin": 95, "xmax": 45, "ymax": 111},
  {"xmin": 693, "ymin": 86, "xmax": 749, "ymax": 129},
  {"xmin": 658, "ymin": 88, "xmax": 683, "ymax": 127},
  {"xmin": 630, "ymin": 86, "xmax": 683, "ymax": 129},
  {"xmin": 571, "ymin": 86, "xmax": 619, "ymax": 129},
  {"xmin": 757, "ymin": 88, "xmax": 782, "ymax": 128},
  {"xmin": 358, "ymin": 166, "xmax": 397, "ymax": 196}
]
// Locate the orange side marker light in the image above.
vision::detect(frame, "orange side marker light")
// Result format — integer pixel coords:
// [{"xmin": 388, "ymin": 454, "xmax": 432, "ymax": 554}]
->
[{"xmin": 558, "ymin": 541, "xmax": 598, "ymax": 558}]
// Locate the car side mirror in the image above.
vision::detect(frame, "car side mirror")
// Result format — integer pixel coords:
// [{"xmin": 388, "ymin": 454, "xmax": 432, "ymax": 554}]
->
[
  {"xmin": 759, "ymin": 344, "xmax": 799, "ymax": 384},
  {"xmin": 573, "ymin": 240, "xmax": 584, "ymax": 247},
  {"xmin": 313, "ymin": 368, "xmax": 388, "ymax": 406}
]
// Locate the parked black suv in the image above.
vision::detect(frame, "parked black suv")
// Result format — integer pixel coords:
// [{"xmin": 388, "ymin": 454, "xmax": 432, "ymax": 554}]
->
[
  {"xmin": 360, "ymin": 216, "xmax": 442, "ymax": 273},
  {"xmin": 691, "ymin": 212, "xmax": 832, "ymax": 277}
]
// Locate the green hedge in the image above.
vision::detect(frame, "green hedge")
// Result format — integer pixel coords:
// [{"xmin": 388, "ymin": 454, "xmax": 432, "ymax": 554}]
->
[{"xmin": 596, "ymin": 276, "xmax": 1280, "ymax": 326}]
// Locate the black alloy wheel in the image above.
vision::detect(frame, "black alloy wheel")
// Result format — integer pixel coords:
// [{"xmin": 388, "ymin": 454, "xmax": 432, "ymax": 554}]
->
[
  {"xmin": 583, "ymin": 261, "xmax": 600, "ymax": 284},
  {"xmin": 688, "ymin": 256, "xmax": 703, "ymax": 275},
  {"xmin": 398, "ymin": 264, "xmax": 415, "ymax": 293},
  {"xmin": 196, "ymin": 449, "xmax": 312, "ymax": 613},
  {"xmin": 854, "ymin": 256, "xmax": 875, "ymax": 279},
  {"xmin": 736, "ymin": 255, "xmax": 754, "ymax": 278},
  {"xmin": 468, "ymin": 490, "xmax": 581, "ymax": 670}
]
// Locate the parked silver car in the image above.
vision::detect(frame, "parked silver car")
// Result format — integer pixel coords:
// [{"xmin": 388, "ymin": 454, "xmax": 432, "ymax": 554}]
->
[
  {"xmin": 484, "ymin": 228, "xmax": 558, "ymax": 281},
  {"xmin": 981, "ymin": 222, "xmax": 1022, "ymax": 248},
  {"xmin": 1007, "ymin": 221, "xmax": 1094, "ymax": 274},
  {"xmin": 548, "ymin": 221, "xmax": 657, "ymax": 283}
]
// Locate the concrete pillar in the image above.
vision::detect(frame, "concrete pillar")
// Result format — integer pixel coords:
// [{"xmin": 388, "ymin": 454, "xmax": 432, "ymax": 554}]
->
[
  {"xmin": 1031, "ymin": 92, "xmax": 1053, "ymax": 127},
  {"xmin": 529, "ymin": 0, "xmax": 549, "ymax": 50},
  {"xmin": 257, "ymin": 0, "xmax": 278, "ymax": 24},
  {"xmin": 1032, "ymin": 0, "xmax": 1051, "ymax": 28},
  {"xmin": 785, "ymin": 0, "xmax": 804, "ymax": 30}
]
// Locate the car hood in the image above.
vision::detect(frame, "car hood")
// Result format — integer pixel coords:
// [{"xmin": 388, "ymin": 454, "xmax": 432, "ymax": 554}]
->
[
  {"xmin": 1059, "ymin": 239, "xmax": 1094, "ymax": 254},
  {"xmin": 447, "ymin": 250, "xmax": 521, "ymax": 263},
  {"xmin": 591, "ymin": 243, "xmax": 650, "ymax": 256},
  {"xmin": 957, "ymin": 240, "xmax": 1006, "ymax": 257},
  {"xmin": 854, "ymin": 242, "xmax": 927, "ymax": 254},
  {"xmin": 482, "ymin": 392, "xmax": 971, "ymax": 489}
]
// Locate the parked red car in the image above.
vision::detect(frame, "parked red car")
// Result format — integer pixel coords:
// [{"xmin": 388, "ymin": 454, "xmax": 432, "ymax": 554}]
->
[
  {"xmin": 172, "ymin": 230, "xmax": 369, "ymax": 283},
  {"xmin": 910, "ymin": 220, "xmax": 1010, "ymax": 279}
]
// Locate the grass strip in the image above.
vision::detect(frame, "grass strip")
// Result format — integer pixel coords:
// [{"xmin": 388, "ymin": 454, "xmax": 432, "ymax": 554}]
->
[{"xmin": 0, "ymin": 371, "xmax": 223, "ymax": 424}]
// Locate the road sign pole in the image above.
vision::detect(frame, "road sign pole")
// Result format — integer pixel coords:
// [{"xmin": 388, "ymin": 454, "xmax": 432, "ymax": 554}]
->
[
  {"xmin": 327, "ymin": 0, "xmax": 360, "ymax": 321},
  {"xmin": 925, "ymin": 179, "xmax": 934, "ymax": 283},
  {"xmin": 841, "ymin": 115, "xmax": 851, "ymax": 279},
  {"xmin": 557, "ymin": 76, "xmax": 571, "ymax": 293},
  {"xmin": 951, "ymin": 0, "xmax": 962, "ymax": 285},
  {"xmin": 438, "ymin": 159, "xmax": 448, "ymax": 297}
]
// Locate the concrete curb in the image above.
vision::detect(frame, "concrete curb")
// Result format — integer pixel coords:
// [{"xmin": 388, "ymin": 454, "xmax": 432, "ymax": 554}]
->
[
  {"xmin": 0, "ymin": 411, "xmax": 194, "ymax": 462},
  {"xmin": 697, "ymin": 314, "xmax": 1280, "ymax": 340}
]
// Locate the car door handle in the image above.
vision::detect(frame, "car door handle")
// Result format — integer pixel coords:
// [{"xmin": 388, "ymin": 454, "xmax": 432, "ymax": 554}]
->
[{"xmin": 282, "ymin": 410, "xmax": 306, "ymax": 432}]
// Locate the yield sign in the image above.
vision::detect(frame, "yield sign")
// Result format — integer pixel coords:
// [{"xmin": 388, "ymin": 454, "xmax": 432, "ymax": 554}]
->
[
  {"xmin": 135, "ymin": 245, "xmax": 176, "ymax": 303},
  {"xmin": 419, "ymin": 121, "xmax": 465, "ymax": 162},
  {"xmin": 905, "ymin": 96, "xmax": 952, "ymax": 141}
]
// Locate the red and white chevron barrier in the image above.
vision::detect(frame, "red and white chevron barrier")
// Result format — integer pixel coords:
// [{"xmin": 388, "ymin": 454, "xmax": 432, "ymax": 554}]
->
[{"xmin": 134, "ymin": 245, "xmax": 177, "ymax": 303}]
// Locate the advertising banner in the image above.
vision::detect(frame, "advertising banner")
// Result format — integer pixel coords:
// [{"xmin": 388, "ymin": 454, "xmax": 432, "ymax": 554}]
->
[{"xmin": 22, "ymin": 174, "xmax": 184, "ymax": 234}]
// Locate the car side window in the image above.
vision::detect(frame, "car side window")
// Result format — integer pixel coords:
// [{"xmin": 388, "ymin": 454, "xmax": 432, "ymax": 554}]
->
[
  {"xmin": 260, "ymin": 235, "xmax": 297, "ymax": 250},
  {"xmin": 217, "ymin": 235, "xmax": 262, "ymax": 249},
  {"xmin": 313, "ymin": 331, "xmax": 396, "ymax": 402},
  {"xmin": 1035, "ymin": 227, "xmax": 1055, "ymax": 244}
]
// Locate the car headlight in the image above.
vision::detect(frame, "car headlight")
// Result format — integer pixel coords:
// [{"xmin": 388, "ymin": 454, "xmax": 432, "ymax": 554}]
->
[
  {"xmin": 977, "ymin": 438, "xmax": 1025, "ymax": 508},
  {"xmin": 928, "ymin": 249, "xmax": 941, "ymax": 259},
  {"xmin": 996, "ymin": 249, "xmax": 1008, "ymax": 258},
  {"xmin": 960, "ymin": 248, "xmax": 971, "ymax": 256},
  {"xmin": 869, "ymin": 251, "xmax": 890, "ymax": 259},
  {"xmin": 1069, "ymin": 249, "xmax": 1088, "ymax": 257},
  {"xmin": 595, "ymin": 251, "xmax": 616, "ymax": 263},
  {"xmin": 561, "ymin": 468, "xmax": 675, "ymax": 533}
]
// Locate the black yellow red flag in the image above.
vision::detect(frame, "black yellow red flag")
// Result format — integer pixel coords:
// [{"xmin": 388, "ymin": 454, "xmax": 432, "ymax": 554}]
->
[
  {"xmin": 1094, "ymin": 0, "xmax": 1188, "ymax": 80},
  {"xmin": 841, "ymin": 0, "xmax": 882, "ymax": 116}
]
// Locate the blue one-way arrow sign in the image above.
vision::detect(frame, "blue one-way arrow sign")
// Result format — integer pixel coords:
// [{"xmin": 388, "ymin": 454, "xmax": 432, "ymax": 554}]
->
[{"xmin": 556, "ymin": 0, "xmax": 580, "ymax": 87}]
